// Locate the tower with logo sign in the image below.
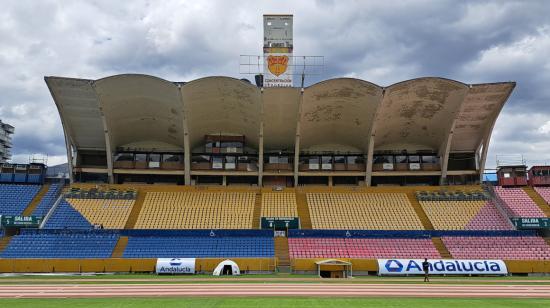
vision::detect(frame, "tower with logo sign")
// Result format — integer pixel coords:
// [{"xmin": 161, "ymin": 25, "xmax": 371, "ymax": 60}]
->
[{"xmin": 263, "ymin": 14, "xmax": 293, "ymax": 87}]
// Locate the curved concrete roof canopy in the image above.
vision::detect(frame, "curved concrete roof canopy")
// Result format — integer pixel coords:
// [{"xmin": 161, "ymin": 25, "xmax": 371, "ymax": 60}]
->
[
  {"xmin": 300, "ymin": 78, "xmax": 383, "ymax": 153},
  {"xmin": 372, "ymin": 77, "xmax": 469, "ymax": 153},
  {"xmin": 45, "ymin": 75, "xmax": 515, "ymax": 167},
  {"xmin": 93, "ymin": 74, "xmax": 185, "ymax": 152},
  {"xmin": 181, "ymin": 77, "xmax": 262, "ymax": 152}
]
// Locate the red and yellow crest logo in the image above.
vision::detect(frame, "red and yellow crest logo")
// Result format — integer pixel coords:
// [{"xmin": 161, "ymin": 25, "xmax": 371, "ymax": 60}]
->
[{"xmin": 267, "ymin": 55, "xmax": 289, "ymax": 76}]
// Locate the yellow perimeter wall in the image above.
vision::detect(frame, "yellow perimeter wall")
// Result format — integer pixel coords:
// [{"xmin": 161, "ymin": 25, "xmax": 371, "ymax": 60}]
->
[
  {"xmin": 0, "ymin": 258, "xmax": 275, "ymax": 273},
  {"xmin": 291, "ymin": 259, "xmax": 550, "ymax": 274},
  {"xmin": 0, "ymin": 258, "xmax": 546, "ymax": 274}
]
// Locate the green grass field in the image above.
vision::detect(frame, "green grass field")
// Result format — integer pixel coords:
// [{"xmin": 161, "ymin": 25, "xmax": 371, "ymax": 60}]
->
[{"xmin": 1, "ymin": 297, "xmax": 550, "ymax": 308}]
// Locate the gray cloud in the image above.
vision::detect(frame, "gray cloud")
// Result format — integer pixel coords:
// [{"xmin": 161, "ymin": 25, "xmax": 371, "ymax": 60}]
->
[{"xmin": 0, "ymin": 0, "xmax": 549, "ymax": 169}]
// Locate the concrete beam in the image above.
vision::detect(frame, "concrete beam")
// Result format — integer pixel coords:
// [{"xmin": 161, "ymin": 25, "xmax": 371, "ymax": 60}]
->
[
  {"xmin": 258, "ymin": 88, "xmax": 265, "ymax": 187},
  {"xmin": 293, "ymin": 88, "xmax": 304, "ymax": 187},
  {"xmin": 478, "ymin": 84, "xmax": 516, "ymax": 182},
  {"xmin": 177, "ymin": 84, "xmax": 192, "ymax": 185},
  {"xmin": 45, "ymin": 78, "xmax": 77, "ymax": 183}
]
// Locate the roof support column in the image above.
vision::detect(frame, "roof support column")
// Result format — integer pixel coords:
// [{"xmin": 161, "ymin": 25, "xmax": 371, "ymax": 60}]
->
[
  {"xmin": 439, "ymin": 127, "xmax": 456, "ymax": 185},
  {"xmin": 65, "ymin": 136, "xmax": 75, "ymax": 183},
  {"xmin": 258, "ymin": 88, "xmax": 265, "ymax": 187},
  {"xmin": 293, "ymin": 89, "xmax": 304, "ymax": 187},
  {"xmin": 365, "ymin": 88, "xmax": 385, "ymax": 187},
  {"xmin": 91, "ymin": 82, "xmax": 114, "ymax": 184},
  {"xmin": 96, "ymin": 113, "xmax": 114, "ymax": 183},
  {"xmin": 365, "ymin": 135, "xmax": 375, "ymax": 186},
  {"xmin": 99, "ymin": 112, "xmax": 114, "ymax": 184},
  {"xmin": 178, "ymin": 85, "xmax": 192, "ymax": 185},
  {"xmin": 478, "ymin": 137, "xmax": 491, "ymax": 183}
]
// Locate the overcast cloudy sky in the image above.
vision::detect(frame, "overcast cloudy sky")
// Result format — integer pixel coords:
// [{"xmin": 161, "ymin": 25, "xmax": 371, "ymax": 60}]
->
[{"xmin": 1, "ymin": 0, "xmax": 549, "ymax": 169}]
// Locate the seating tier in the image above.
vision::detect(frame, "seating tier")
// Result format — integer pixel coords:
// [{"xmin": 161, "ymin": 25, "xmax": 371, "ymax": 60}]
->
[
  {"xmin": 289, "ymin": 238, "xmax": 440, "ymax": 259},
  {"xmin": 421, "ymin": 200, "xmax": 512, "ymax": 230},
  {"xmin": 66, "ymin": 198, "xmax": 134, "ymax": 229},
  {"xmin": 1, "ymin": 232, "xmax": 118, "ymax": 258},
  {"xmin": 442, "ymin": 236, "xmax": 550, "ymax": 260},
  {"xmin": 123, "ymin": 236, "xmax": 274, "ymax": 258},
  {"xmin": 134, "ymin": 192, "xmax": 255, "ymax": 229},
  {"xmin": 0, "ymin": 184, "xmax": 41, "ymax": 215},
  {"xmin": 494, "ymin": 186, "xmax": 545, "ymax": 217},
  {"xmin": 261, "ymin": 193, "xmax": 298, "ymax": 217},
  {"xmin": 307, "ymin": 193, "xmax": 424, "ymax": 230}
]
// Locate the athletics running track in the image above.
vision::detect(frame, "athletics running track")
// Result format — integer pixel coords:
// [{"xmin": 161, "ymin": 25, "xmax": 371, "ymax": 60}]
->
[{"xmin": 1, "ymin": 283, "xmax": 550, "ymax": 298}]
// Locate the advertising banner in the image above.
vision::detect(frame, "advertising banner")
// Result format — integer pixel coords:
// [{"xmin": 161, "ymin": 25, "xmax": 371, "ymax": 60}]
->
[
  {"xmin": 156, "ymin": 258, "xmax": 195, "ymax": 275},
  {"xmin": 378, "ymin": 259, "xmax": 508, "ymax": 275},
  {"xmin": 264, "ymin": 53, "xmax": 293, "ymax": 87}
]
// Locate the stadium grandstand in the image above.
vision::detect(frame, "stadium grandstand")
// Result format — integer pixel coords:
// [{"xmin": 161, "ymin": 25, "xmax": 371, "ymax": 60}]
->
[{"xmin": 3, "ymin": 15, "xmax": 550, "ymax": 279}]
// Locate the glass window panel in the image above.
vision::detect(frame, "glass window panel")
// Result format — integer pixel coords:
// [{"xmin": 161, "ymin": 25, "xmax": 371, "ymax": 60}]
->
[
  {"xmin": 395, "ymin": 155, "xmax": 407, "ymax": 163},
  {"xmin": 135, "ymin": 154, "xmax": 147, "ymax": 162}
]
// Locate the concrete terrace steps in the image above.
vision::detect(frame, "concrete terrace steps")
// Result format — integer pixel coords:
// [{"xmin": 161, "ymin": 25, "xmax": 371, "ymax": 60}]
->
[
  {"xmin": 252, "ymin": 193, "xmax": 262, "ymax": 229},
  {"xmin": 295, "ymin": 192, "xmax": 312, "ymax": 229},
  {"xmin": 523, "ymin": 186, "xmax": 550, "ymax": 217},
  {"xmin": 124, "ymin": 190, "xmax": 146, "ymax": 229},
  {"xmin": 111, "ymin": 236, "xmax": 128, "ymax": 258},
  {"xmin": 0, "ymin": 236, "xmax": 13, "ymax": 255},
  {"xmin": 432, "ymin": 237, "xmax": 452, "ymax": 258},
  {"xmin": 406, "ymin": 192, "xmax": 434, "ymax": 230},
  {"xmin": 274, "ymin": 237, "xmax": 290, "ymax": 270},
  {"xmin": 21, "ymin": 184, "xmax": 50, "ymax": 216}
]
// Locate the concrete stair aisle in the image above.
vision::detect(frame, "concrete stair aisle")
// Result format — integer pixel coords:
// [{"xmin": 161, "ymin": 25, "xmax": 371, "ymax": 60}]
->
[
  {"xmin": 111, "ymin": 236, "xmax": 129, "ymax": 258},
  {"xmin": 274, "ymin": 237, "xmax": 291, "ymax": 273},
  {"xmin": 252, "ymin": 192, "xmax": 262, "ymax": 229},
  {"xmin": 522, "ymin": 187, "xmax": 550, "ymax": 217},
  {"xmin": 123, "ymin": 189, "xmax": 146, "ymax": 229},
  {"xmin": 406, "ymin": 192, "xmax": 434, "ymax": 230},
  {"xmin": 432, "ymin": 237, "xmax": 452, "ymax": 259},
  {"xmin": 21, "ymin": 184, "xmax": 50, "ymax": 216},
  {"xmin": 0, "ymin": 236, "xmax": 13, "ymax": 255},
  {"xmin": 296, "ymin": 192, "xmax": 312, "ymax": 229}
]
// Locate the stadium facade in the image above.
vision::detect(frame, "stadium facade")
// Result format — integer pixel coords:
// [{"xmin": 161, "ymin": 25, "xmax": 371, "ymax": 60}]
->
[
  {"xmin": 0, "ymin": 120, "xmax": 14, "ymax": 163},
  {"xmin": 46, "ymin": 75, "xmax": 515, "ymax": 187}
]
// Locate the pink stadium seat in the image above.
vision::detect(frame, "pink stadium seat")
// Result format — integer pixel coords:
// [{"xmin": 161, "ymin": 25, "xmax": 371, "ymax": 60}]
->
[
  {"xmin": 464, "ymin": 201, "xmax": 513, "ymax": 230},
  {"xmin": 534, "ymin": 187, "xmax": 550, "ymax": 205},
  {"xmin": 442, "ymin": 236, "xmax": 550, "ymax": 260},
  {"xmin": 494, "ymin": 186, "xmax": 546, "ymax": 217},
  {"xmin": 288, "ymin": 238, "xmax": 440, "ymax": 259}
]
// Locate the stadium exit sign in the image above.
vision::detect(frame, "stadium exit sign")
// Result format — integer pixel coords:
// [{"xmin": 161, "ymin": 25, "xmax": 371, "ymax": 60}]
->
[
  {"xmin": 0, "ymin": 215, "xmax": 42, "ymax": 228},
  {"xmin": 511, "ymin": 217, "xmax": 550, "ymax": 229},
  {"xmin": 261, "ymin": 217, "xmax": 300, "ymax": 229}
]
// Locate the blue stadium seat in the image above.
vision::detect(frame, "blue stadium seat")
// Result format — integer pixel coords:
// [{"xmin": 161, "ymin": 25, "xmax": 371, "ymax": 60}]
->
[
  {"xmin": 123, "ymin": 236, "xmax": 275, "ymax": 258},
  {"xmin": 1, "ymin": 230, "xmax": 119, "ymax": 259},
  {"xmin": 0, "ymin": 184, "xmax": 41, "ymax": 215},
  {"xmin": 43, "ymin": 200, "xmax": 92, "ymax": 229},
  {"xmin": 32, "ymin": 184, "xmax": 62, "ymax": 217}
]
